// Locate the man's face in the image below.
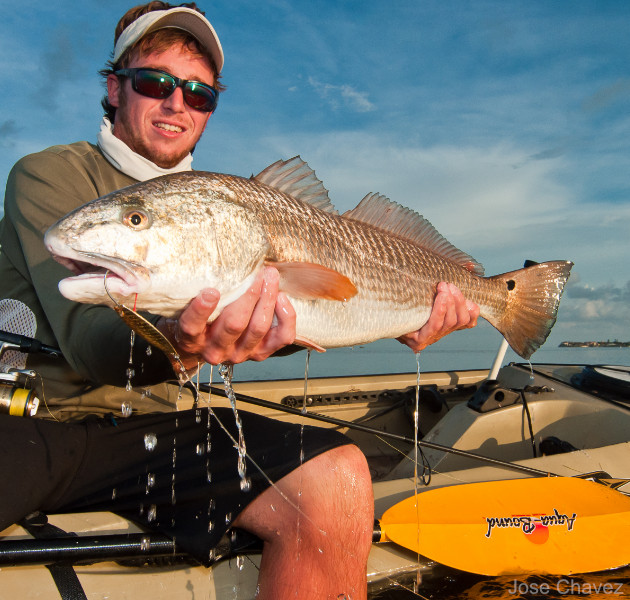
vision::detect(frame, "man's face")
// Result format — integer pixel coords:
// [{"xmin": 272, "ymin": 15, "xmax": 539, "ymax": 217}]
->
[{"xmin": 107, "ymin": 43, "xmax": 215, "ymax": 168}]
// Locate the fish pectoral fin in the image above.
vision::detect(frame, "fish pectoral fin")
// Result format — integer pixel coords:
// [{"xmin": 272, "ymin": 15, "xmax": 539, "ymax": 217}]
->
[
  {"xmin": 267, "ymin": 261, "xmax": 358, "ymax": 302},
  {"xmin": 294, "ymin": 336, "xmax": 326, "ymax": 353}
]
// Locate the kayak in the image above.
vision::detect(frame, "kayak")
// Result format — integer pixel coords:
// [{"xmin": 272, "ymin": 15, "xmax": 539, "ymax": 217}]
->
[{"xmin": 1, "ymin": 361, "xmax": 630, "ymax": 598}]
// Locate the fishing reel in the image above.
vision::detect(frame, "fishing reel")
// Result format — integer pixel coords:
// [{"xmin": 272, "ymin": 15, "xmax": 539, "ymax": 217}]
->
[
  {"xmin": 0, "ymin": 369, "xmax": 39, "ymax": 417},
  {"xmin": 0, "ymin": 330, "xmax": 61, "ymax": 417}
]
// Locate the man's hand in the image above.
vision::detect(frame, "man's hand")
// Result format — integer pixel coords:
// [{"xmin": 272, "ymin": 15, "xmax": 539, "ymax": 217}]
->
[
  {"xmin": 158, "ymin": 266, "xmax": 296, "ymax": 369},
  {"xmin": 397, "ymin": 282, "xmax": 479, "ymax": 353}
]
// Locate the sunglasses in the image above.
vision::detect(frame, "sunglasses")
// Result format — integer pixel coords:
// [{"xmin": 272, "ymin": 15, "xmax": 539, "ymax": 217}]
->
[{"xmin": 115, "ymin": 68, "xmax": 219, "ymax": 113}]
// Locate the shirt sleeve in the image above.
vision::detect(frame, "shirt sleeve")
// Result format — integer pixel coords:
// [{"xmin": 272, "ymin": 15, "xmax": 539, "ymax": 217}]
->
[{"xmin": 3, "ymin": 148, "xmax": 176, "ymax": 388}]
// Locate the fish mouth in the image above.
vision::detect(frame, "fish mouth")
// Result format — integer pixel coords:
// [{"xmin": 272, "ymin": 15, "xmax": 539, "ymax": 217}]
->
[{"xmin": 45, "ymin": 236, "xmax": 150, "ymax": 301}]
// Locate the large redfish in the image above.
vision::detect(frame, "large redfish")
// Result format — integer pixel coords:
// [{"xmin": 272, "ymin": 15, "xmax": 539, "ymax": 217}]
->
[{"xmin": 44, "ymin": 157, "xmax": 572, "ymax": 359}]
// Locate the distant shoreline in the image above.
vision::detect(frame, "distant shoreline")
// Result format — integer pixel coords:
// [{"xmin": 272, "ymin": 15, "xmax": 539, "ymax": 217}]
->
[{"xmin": 559, "ymin": 341, "xmax": 630, "ymax": 348}]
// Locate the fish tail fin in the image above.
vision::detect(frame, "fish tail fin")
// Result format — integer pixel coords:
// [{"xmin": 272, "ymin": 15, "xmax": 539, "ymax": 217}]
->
[{"xmin": 486, "ymin": 260, "xmax": 573, "ymax": 360}]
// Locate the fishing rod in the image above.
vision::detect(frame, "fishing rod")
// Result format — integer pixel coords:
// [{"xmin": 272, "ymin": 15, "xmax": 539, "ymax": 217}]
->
[{"xmin": 196, "ymin": 383, "xmax": 553, "ymax": 478}]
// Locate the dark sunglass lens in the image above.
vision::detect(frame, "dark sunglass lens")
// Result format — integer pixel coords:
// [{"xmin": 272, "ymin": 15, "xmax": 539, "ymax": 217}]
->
[
  {"xmin": 184, "ymin": 82, "xmax": 217, "ymax": 112},
  {"xmin": 135, "ymin": 70, "xmax": 176, "ymax": 99}
]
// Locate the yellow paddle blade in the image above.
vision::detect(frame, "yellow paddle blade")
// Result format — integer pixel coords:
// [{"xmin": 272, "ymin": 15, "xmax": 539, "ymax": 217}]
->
[{"xmin": 379, "ymin": 477, "xmax": 630, "ymax": 576}]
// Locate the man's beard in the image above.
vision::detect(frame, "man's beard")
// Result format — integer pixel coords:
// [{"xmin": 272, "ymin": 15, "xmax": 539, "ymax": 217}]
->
[{"xmin": 114, "ymin": 90, "xmax": 191, "ymax": 168}]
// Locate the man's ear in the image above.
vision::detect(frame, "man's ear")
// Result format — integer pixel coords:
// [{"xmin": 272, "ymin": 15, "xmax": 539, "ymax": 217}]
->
[{"xmin": 107, "ymin": 74, "xmax": 122, "ymax": 108}]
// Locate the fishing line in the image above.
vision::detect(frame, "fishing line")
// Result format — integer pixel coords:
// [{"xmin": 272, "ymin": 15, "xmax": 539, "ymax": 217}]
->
[
  {"xmin": 100, "ymin": 270, "xmax": 340, "ymax": 554},
  {"xmin": 186, "ymin": 381, "xmax": 372, "ymax": 569},
  {"xmin": 36, "ymin": 372, "xmax": 59, "ymax": 422}
]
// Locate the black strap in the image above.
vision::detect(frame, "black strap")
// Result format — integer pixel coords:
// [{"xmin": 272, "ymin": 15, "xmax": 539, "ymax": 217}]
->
[{"xmin": 18, "ymin": 513, "xmax": 88, "ymax": 600}]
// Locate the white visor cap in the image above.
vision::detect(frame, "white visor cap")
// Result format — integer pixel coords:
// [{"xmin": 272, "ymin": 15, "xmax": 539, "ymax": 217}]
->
[{"xmin": 113, "ymin": 7, "xmax": 224, "ymax": 73}]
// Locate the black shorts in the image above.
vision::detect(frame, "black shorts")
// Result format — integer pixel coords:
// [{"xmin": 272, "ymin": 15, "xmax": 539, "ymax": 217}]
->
[{"xmin": 0, "ymin": 408, "xmax": 350, "ymax": 565}]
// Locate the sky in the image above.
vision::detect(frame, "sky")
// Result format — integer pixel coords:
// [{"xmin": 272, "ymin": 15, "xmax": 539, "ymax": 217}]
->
[{"xmin": 2, "ymin": 0, "xmax": 630, "ymax": 359}]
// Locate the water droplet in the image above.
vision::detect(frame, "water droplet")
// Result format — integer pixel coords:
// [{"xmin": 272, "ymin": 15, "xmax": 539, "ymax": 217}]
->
[
  {"xmin": 147, "ymin": 505, "xmax": 157, "ymax": 522},
  {"xmin": 126, "ymin": 367, "xmax": 135, "ymax": 380},
  {"xmin": 208, "ymin": 499, "xmax": 216, "ymax": 515},
  {"xmin": 121, "ymin": 400, "xmax": 133, "ymax": 417},
  {"xmin": 195, "ymin": 409, "xmax": 202, "ymax": 424},
  {"xmin": 208, "ymin": 548, "xmax": 216, "ymax": 562},
  {"xmin": 144, "ymin": 433, "xmax": 157, "ymax": 451},
  {"xmin": 196, "ymin": 443, "xmax": 204, "ymax": 456},
  {"xmin": 146, "ymin": 346, "xmax": 152, "ymax": 356},
  {"xmin": 208, "ymin": 520, "xmax": 214, "ymax": 532},
  {"xmin": 236, "ymin": 555, "xmax": 245, "ymax": 570},
  {"xmin": 225, "ymin": 512, "xmax": 232, "ymax": 525},
  {"xmin": 145, "ymin": 473, "xmax": 156, "ymax": 494},
  {"xmin": 240, "ymin": 477, "xmax": 252, "ymax": 492},
  {"xmin": 140, "ymin": 536, "xmax": 150, "ymax": 552},
  {"xmin": 269, "ymin": 504, "xmax": 276, "ymax": 512},
  {"xmin": 125, "ymin": 380, "xmax": 133, "ymax": 392},
  {"xmin": 219, "ymin": 363, "xmax": 250, "ymax": 493},
  {"xmin": 111, "ymin": 488, "xmax": 117, "ymax": 500}
]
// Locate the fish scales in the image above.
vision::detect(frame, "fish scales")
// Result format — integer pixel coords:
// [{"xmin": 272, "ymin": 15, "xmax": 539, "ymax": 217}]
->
[
  {"xmin": 44, "ymin": 157, "xmax": 572, "ymax": 359},
  {"xmin": 210, "ymin": 174, "xmax": 499, "ymax": 346}
]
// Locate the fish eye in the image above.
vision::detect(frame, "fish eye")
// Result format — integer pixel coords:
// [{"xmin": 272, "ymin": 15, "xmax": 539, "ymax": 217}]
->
[{"xmin": 122, "ymin": 209, "xmax": 150, "ymax": 230}]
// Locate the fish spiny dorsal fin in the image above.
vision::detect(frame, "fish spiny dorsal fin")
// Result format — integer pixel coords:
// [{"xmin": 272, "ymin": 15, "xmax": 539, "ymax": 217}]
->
[
  {"xmin": 343, "ymin": 193, "xmax": 485, "ymax": 276},
  {"xmin": 252, "ymin": 156, "xmax": 339, "ymax": 214}
]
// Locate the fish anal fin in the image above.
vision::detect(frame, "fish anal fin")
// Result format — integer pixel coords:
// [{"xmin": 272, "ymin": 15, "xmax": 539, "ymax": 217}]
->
[
  {"xmin": 294, "ymin": 336, "xmax": 326, "ymax": 353},
  {"xmin": 266, "ymin": 260, "xmax": 358, "ymax": 302},
  {"xmin": 343, "ymin": 193, "xmax": 485, "ymax": 276},
  {"xmin": 253, "ymin": 157, "xmax": 338, "ymax": 214}
]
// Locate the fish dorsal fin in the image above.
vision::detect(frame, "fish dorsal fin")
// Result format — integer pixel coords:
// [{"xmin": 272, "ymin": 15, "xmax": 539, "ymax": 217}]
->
[
  {"xmin": 343, "ymin": 193, "xmax": 484, "ymax": 276},
  {"xmin": 253, "ymin": 156, "xmax": 338, "ymax": 214}
]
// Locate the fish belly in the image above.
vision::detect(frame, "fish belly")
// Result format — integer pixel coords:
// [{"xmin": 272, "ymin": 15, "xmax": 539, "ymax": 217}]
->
[{"xmin": 291, "ymin": 297, "xmax": 433, "ymax": 348}]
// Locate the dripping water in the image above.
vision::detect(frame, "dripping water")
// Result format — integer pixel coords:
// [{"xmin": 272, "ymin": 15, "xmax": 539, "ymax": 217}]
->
[
  {"xmin": 124, "ymin": 330, "xmax": 135, "ymax": 404},
  {"xmin": 295, "ymin": 349, "xmax": 312, "ymax": 566},
  {"xmin": 412, "ymin": 351, "xmax": 422, "ymax": 594},
  {"xmin": 144, "ymin": 433, "xmax": 157, "ymax": 451},
  {"xmin": 218, "ymin": 363, "xmax": 251, "ymax": 492}
]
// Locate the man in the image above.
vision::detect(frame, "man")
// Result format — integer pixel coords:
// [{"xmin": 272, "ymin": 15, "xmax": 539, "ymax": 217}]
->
[{"xmin": 0, "ymin": 3, "xmax": 478, "ymax": 598}]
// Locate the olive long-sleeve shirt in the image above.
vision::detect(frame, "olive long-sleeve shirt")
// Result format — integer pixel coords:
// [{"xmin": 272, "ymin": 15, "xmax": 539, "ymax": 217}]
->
[{"xmin": 1, "ymin": 141, "xmax": 189, "ymax": 420}]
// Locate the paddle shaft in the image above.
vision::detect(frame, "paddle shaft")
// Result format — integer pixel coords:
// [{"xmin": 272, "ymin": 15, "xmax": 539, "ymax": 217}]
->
[{"xmin": 200, "ymin": 384, "xmax": 551, "ymax": 478}]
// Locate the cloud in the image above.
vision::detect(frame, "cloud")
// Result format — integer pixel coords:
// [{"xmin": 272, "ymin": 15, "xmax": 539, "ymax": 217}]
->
[
  {"xmin": 0, "ymin": 121, "xmax": 19, "ymax": 147},
  {"xmin": 582, "ymin": 79, "xmax": 630, "ymax": 113},
  {"xmin": 560, "ymin": 280, "xmax": 630, "ymax": 333},
  {"xmin": 32, "ymin": 28, "xmax": 79, "ymax": 110},
  {"xmin": 307, "ymin": 77, "xmax": 375, "ymax": 113},
  {"xmin": 566, "ymin": 281, "xmax": 630, "ymax": 302}
]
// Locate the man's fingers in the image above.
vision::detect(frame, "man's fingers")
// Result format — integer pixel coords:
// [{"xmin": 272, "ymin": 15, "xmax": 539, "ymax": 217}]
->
[
  {"xmin": 206, "ymin": 271, "xmax": 265, "ymax": 352},
  {"xmin": 177, "ymin": 289, "xmax": 220, "ymax": 339},
  {"xmin": 246, "ymin": 292, "xmax": 297, "ymax": 361},
  {"xmin": 227, "ymin": 268, "xmax": 282, "ymax": 361}
]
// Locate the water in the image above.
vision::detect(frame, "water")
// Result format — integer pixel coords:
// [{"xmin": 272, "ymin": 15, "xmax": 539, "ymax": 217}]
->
[
  {"xmin": 218, "ymin": 363, "xmax": 252, "ymax": 493},
  {"xmin": 200, "ymin": 324, "xmax": 629, "ymax": 384}
]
